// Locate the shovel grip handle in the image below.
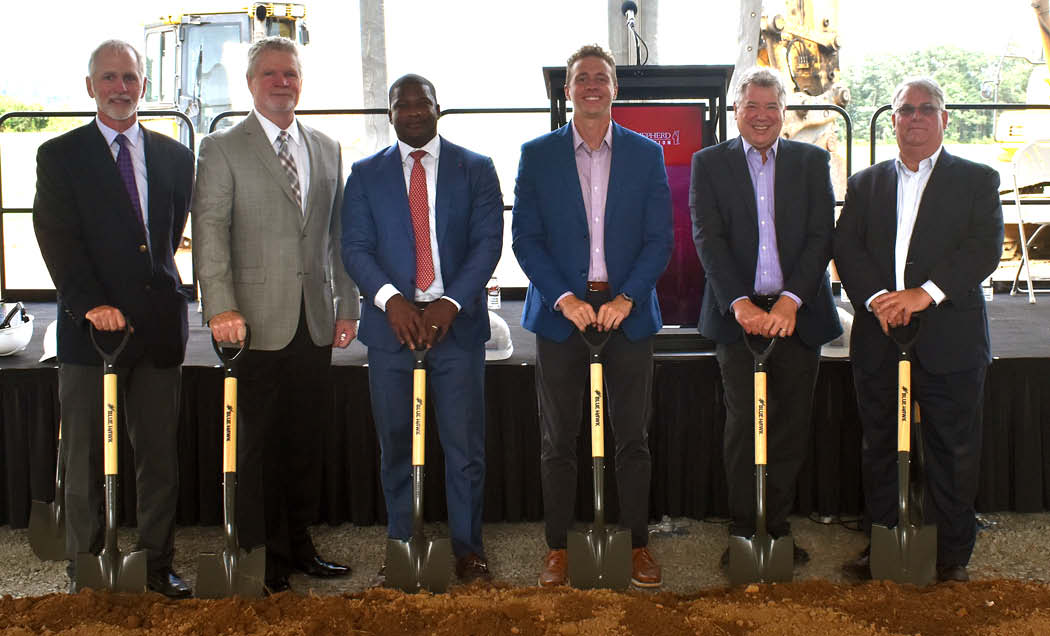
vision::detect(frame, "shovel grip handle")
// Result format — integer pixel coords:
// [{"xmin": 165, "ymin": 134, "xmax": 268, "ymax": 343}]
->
[
  {"xmin": 412, "ymin": 368, "xmax": 426, "ymax": 466},
  {"xmin": 754, "ymin": 371, "xmax": 768, "ymax": 465},
  {"xmin": 898, "ymin": 360, "xmax": 911, "ymax": 452},
  {"xmin": 590, "ymin": 362, "xmax": 605, "ymax": 458},
  {"xmin": 223, "ymin": 377, "xmax": 238, "ymax": 472},
  {"xmin": 103, "ymin": 373, "xmax": 118, "ymax": 476}
]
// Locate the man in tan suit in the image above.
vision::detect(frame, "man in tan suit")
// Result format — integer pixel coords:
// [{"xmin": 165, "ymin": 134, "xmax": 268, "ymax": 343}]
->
[{"xmin": 192, "ymin": 36, "xmax": 359, "ymax": 594}]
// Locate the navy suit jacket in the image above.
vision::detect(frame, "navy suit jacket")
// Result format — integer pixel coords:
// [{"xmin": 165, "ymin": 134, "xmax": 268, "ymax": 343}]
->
[
  {"xmin": 690, "ymin": 137, "xmax": 841, "ymax": 348},
  {"xmin": 341, "ymin": 137, "xmax": 504, "ymax": 353},
  {"xmin": 833, "ymin": 150, "xmax": 1004, "ymax": 374},
  {"xmin": 33, "ymin": 122, "xmax": 193, "ymax": 367},
  {"xmin": 511, "ymin": 121, "xmax": 673, "ymax": 343}
]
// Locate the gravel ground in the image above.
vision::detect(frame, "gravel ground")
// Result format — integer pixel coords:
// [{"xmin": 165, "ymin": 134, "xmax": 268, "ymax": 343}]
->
[{"xmin": 2, "ymin": 512, "xmax": 1048, "ymax": 597}]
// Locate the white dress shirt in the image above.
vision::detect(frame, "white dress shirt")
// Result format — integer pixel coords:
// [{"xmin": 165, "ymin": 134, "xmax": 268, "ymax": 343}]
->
[
  {"xmin": 96, "ymin": 117, "xmax": 150, "ymax": 247},
  {"xmin": 864, "ymin": 146, "xmax": 947, "ymax": 310},
  {"xmin": 374, "ymin": 135, "xmax": 460, "ymax": 311},
  {"xmin": 254, "ymin": 110, "xmax": 310, "ymax": 213}
]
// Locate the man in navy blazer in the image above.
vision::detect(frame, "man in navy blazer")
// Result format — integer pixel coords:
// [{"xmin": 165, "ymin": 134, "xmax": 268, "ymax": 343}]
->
[
  {"xmin": 690, "ymin": 67, "xmax": 841, "ymax": 572},
  {"xmin": 512, "ymin": 45, "xmax": 672, "ymax": 588},
  {"xmin": 342, "ymin": 74, "xmax": 503, "ymax": 583},
  {"xmin": 32, "ymin": 40, "xmax": 193, "ymax": 598},
  {"xmin": 835, "ymin": 77, "xmax": 1003, "ymax": 583}
]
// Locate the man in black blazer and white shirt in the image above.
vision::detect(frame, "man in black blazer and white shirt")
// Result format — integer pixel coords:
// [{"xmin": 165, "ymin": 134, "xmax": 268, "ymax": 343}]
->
[
  {"xmin": 834, "ymin": 77, "xmax": 1004, "ymax": 583},
  {"xmin": 33, "ymin": 40, "xmax": 194, "ymax": 598}
]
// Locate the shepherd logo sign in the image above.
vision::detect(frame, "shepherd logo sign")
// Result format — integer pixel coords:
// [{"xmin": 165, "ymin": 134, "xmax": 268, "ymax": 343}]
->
[{"xmin": 639, "ymin": 130, "xmax": 681, "ymax": 146}]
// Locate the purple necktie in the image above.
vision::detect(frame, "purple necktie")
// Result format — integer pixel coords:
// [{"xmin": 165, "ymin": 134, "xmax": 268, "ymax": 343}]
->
[{"xmin": 115, "ymin": 133, "xmax": 145, "ymax": 232}]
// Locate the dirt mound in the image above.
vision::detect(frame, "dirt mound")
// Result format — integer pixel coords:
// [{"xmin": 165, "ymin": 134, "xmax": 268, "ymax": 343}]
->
[{"xmin": 2, "ymin": 579, "xmax": 1050, "ymax": 635}]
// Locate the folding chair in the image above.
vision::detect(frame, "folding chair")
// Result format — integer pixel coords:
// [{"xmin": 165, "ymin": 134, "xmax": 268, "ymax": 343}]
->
[{"xmin": 1010, "ymin": 140, "xmax": 1050, "ymax": 303}]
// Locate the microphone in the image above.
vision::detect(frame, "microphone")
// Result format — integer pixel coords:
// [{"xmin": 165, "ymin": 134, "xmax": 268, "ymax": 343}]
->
[{"xmin": 621, "ymin": 0, "xmax": 638, "ymax": 28}]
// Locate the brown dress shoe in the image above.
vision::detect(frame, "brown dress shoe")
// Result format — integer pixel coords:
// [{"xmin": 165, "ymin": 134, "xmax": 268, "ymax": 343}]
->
[
  {"xmin": 455, "ymin": 553, "xmax": 493, "ymax": 583},
  {"xmin": 631, "ymin": 547, "xmax": 662, "ymax": 588},
  {"xmin": 539, "ymin": 549, "xmax": 568, "ymax": 587}
]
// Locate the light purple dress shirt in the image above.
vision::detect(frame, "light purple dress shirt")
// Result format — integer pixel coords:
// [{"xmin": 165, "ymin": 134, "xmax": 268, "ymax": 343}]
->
[
  {"xmin": 556, "ymin": 121, "xmax": 613, "ymax": 309},
  {"xmin": 735, "ymin": 139, "xmax": 801, "ymax": 308}
]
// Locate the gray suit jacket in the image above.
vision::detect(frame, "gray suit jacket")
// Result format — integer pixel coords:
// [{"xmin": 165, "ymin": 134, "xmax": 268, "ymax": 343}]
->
[{"xmin": 192, "ymin": 112, "xmax": 359, "ymax": 350}]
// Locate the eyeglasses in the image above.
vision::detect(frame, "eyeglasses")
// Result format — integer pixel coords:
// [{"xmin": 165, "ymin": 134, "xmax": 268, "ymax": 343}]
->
[{"xmin": 895, "ymin": 104, "xmax": 940, "ymax": 118}]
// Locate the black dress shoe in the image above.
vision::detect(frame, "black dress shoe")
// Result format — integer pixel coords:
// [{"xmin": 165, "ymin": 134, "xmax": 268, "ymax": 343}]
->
[
  {"xmin": 936, "ymin": 565, "xmax": 969, "ymax": 583},
  {"xmin": 264, "ymin": 575, "xmax": 292, "ymax": 595},
  {"xmin": 842, "ymin": 545, "xmax": 872, "ymax": 581},
  {"xmin": 455, "ymin": 553, "xmax": 492, "ymax": 583},
  {"xmin": 793, "ymin": 544, "xmax": 810, "ymax": 566},
  {"xmin": 294, "ymin": 555, "xmax": 350, "ymax": 578},
  {"xmin": 148, "ymin": 570, "xmax": 192, "ymax": 599}
]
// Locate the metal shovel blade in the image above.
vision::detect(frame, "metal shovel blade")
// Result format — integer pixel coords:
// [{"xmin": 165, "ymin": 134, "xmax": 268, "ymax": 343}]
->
[
  {"xmin": 75, "ymin": 548, "xmax": 147, "ymax": 594},
  {"xmin": 727, "ymin": 533, "xmax": 794, "ymax": 585},
  {"xmin": 196, "ymin": 546, "xmax": 266, "ymax": 598},
  {"xmin": 28, "ymin": 499, "xmax": 66, "ymax": 562},
  {"xmin": 566, "ymin": 525, "xmax": 632, "ymax": 590},
  {"xmin": 870, "ymin": 522, "xmax": 937, "ymax": 586},
  {"xmin": 384, "ymin": 535, "xmax": 453, "ymax": 593}
]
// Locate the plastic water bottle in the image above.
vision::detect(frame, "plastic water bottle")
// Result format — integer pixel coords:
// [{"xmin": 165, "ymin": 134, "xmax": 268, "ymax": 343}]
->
[{"xmin": 487, "ymin": 276, "xmax": 501, "ymax": 310}]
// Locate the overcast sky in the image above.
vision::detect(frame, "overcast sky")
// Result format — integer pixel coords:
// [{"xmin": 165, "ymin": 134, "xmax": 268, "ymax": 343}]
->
[{"xmin": 1, "ymin": 0, "xmax": 1040, "ymax": 109}]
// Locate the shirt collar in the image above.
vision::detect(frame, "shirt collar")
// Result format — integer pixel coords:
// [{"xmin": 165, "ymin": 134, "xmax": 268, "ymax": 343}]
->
[
  {"xmin": 398, "ymin": 134, "xmax": 441, "ymax": 163},
  {"xmin": 95, "ymin": 117, "xmax": 142, "ymax": 149},
  {"xmin": 571, "ymin": 119, "xmax": 613, "ymax": 153},
  {"xmin": 254, "ymin": 109, "xmax": 301, "ymax": 147},
  {"xmin": 741, "ymin": 137, "xmax": 778, "ymax": 160},
  {"xmin": 895, "ymin": 145, "xmax": 943, "ymax": 175}
]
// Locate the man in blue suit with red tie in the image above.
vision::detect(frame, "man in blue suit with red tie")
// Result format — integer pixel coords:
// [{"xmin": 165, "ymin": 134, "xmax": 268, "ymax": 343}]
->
[
  {"xmin": 341, "ymin": 74, "xmax": 503, "ymax": 584},
  {"xmin": 512, "ymin": 44, "xmax": 673, "ymax": 588}
]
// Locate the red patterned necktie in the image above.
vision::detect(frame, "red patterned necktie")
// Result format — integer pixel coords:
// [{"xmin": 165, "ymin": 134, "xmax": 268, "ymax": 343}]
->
[{"xmin": 409, "ymin": 150, "xmax": 435, "ymax": 290}]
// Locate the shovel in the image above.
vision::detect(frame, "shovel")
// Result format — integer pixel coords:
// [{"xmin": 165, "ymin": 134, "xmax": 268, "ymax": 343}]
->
[
  {"xmin": 28, "ymin": 421, "xmax": 66, "ymax": 561},
  {"xmin": 727, "ymin": 332, "xmax": 794, "ymax": 585},
  {"xmin": 870, "ymin": 319, "xmax": 937, "ymax": 586},
  {"xmin": 384, "ymin": 346, "xmax": 453, "ymax": 593},
  {"xmin": 196, "ymin": 327, "xmax": 266, "ymax": 598},
  {"xmin": 75, "ymin": 324, "xmax": 147, "ymax": 593},
  {"xmin": 567, "ymin": 328, "xmax": 632, "ymax": 590}
]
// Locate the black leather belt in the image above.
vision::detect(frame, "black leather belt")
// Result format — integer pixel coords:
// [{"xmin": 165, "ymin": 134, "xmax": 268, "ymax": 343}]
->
[{"xmin": 750, "ymin": 294, "xmax": 778, "ymax": 311}]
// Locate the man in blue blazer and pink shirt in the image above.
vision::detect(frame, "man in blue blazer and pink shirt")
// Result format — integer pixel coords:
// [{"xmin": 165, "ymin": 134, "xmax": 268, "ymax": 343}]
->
[
  {"xmin": 342, "ymin": 74, "xmax": 503, "ymax": 584},
  {"xmin": 512, "ymin": 44, "xmax": 673, "ymax": 588}
]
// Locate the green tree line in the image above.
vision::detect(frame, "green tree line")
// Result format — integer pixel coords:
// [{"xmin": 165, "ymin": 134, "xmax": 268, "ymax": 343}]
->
[
  {"xmin": 0, "ymin": 96, "xmax": 78, "ymax": 132},
  {"xmin": 844, "ymin": 45, "xmax": 1035, "ymax": 143}
]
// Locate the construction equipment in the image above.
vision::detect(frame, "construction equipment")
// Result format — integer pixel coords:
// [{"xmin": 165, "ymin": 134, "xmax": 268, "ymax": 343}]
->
[
  {"xmin": 727, "ymin": 331, "xmax": 793, "ymax": 585},
  {"xmin": 566, "ymin": 328, "xmax": 632, "ymax": 590},
  {"xmin": 142, "ymin": 3, "xmax": 310, "ymax": 141},
  {"xmin": 75, "ymin": 325, "xmax": 148, "ymax": 594},
  {"xmin": 28, "ymin": 422, "xmax": 65, "ymax": 561},
  {"xmin": 384, "ymin": 347, "xmax": 453, "ymax": 593},
  {"xmin": 196, "ymin": 327, "xmax": 266, "ymax": 598},
  {"xmin": 870, "ymin": 319, "xmax": 937, "ymax": 587}
]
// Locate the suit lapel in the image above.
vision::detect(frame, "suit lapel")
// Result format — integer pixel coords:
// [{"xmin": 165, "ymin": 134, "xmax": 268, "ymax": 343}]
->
[
  {"xmin": 300, "ymin": 122, "xmax": 320, "ymax": 229},
  {"xmin": 606, "ymin": 123, "xmax": 628, "ymax": 229},
  {"xmin": 434, "ymin": 138, "xmax": 455, "ymax": 254},
  {"xmin": 380, "ymin": 144, "xmax": 414, "ymax": 238},
  {"xmin": 82, "ymin": 124, "xmax": 146, "ymax": 245},
  {"xmin": 908, "ymin": 150, "xmax": 954, "ymax": 264},
  {"xmin": 557, "ymin": 124, "xmax": 588, "ymax": 233},
  {"xmin": 773, "ymin": 140, "xmax": 795, "ymax": 244},
  {"xmin": 243, "ymin": 113, "xmax": 302, "ymax": 214},
  {"xmin": 727, "ymin": 137, "xmax": 759, "ymax": 228}
]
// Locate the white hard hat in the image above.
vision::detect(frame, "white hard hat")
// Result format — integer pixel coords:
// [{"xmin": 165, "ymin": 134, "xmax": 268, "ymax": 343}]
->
[
  {"xmin": 485, "ymin": 311, "xmax": 513, "ymax": 361},
  {"xmin": 0, "ymin": 302, "xmax": 33, "ymax": 356},
  {"xmin": 821, "ymin": 306, "xmax": 853, "ymax": 359},
  {"xmin": 39, "ymin": 319, "xmax": 57, "ymax": 363}
]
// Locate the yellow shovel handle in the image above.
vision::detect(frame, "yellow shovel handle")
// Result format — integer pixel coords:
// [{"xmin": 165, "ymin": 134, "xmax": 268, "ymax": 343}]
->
[
  {"xmin": 898, "ymin": 360, "xmax": 911, "ymax": 452},
  {"xmin": 223, "ymin": 376, "xmax": 238, "ymax": 473},
  {"xmin": 412, "ymin": 368, "xmax": 426, "ymax": 466},
  {"xmin": 590, "ymin": 362, "xmax": 604, "ymax": 458},
  {"xmin": 754, "ymin": 370, "xmax": 767, "ymax": 466},
  {"xmin": 103, "ymin": 373, "xmax": 118, "ymax": 476}
]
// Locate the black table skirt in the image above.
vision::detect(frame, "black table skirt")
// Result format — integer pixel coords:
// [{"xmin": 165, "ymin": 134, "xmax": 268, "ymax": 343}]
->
[{"xmin": 2, "ymin": 357, "xmax": 1048, "ymax": 529}]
